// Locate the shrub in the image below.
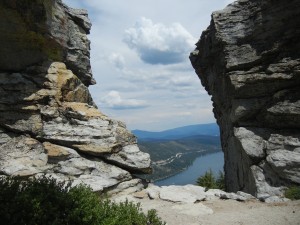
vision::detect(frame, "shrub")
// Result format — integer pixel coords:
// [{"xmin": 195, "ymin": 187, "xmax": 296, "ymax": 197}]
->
[
  {"xmin": 285, "ymin": 186, "xmax": 300, "ymax": 200},
  {"xmin": 216, "ymin": 171, "xmax": 225, "ymax": 190},
  {"xmin": 196, "ymin": 169, "xmax": 225, "ymax": 190},
  {"xmin": 0, "ymin": 176, "xmax": 165, "ymax": 225}
]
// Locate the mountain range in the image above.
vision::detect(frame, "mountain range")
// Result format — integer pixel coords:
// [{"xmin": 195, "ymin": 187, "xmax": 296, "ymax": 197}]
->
[{"xmin": 132, "ymin": 123, "xmax": 219, "ymax": 141}]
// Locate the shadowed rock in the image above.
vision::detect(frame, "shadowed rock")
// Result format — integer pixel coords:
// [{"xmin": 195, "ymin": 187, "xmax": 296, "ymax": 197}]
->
[
  {"xmin": 0, "ymin": 0, "xmax": 94, "ymax": 85},
  {"xmin": 190, "ymin": 0, "xmax": 300, "ymax": 199}
]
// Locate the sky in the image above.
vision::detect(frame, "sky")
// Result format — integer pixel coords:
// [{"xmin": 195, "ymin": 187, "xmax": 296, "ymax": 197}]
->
[{"xmin": 62, "ymin": 0, "xmax": 233, "ymax": 131}]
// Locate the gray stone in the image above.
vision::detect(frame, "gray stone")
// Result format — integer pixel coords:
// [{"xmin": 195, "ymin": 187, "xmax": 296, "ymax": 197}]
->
[
  {"xmin": 266, "ymin": 150, "xmax": 300, "ymax": 184},
  {"xmin": 0, "ymin": 62, "xmax": 151, "ymax": 176},
  {"xmin": 103, "ymin": 145, "xmax": 151, "ymax": 173},
  {"xmin": 266, "ymin": 133, "xmax": 300, "ymax": 153},
  {"xmin": 0, "ymin": 0, "xmax": 94, "ymax": 85},
  {"xmin": 146, "ymin": 184, "xmax": 161, "ymax": 199},
  {"xmin": 0, "ymin": 128, "xmax": 15, "ymax": 145},
  {"xmin": 50, "ymin": 157, "xmax": 132, "ymax": 192},
  {"xmin": 204, "ymin": 189, "xmax": 227, "ymax": 200},
  {"xmin": 0, "ymin": 136, "xmax": 50, "ymax": 177},
  {"xmin": 264, "ymin": 196, "xmax": 291, "ymax": 203},
  {"xmin": 190, "ymin": 0, "xmax": 300, "ymax": 197},
  {"xmin": 71, "ymin": 173, "xmax": 129, "ymax": 192},
  {"xmin": 66, "ymin": 7, "xmax": 92, "ymax": 33},
  {"xmin": 107, "ymin": 179, "xmax": 145, "ymax": 196},
  {"xmin": 251, "ymin": 164, "xmax": 286, "ymax": 200},
  {"xmin": 43, "ymin": 142, "xmax": 80, "ymax": 163},
  {"xmin": 237, "ymin": 191, "xmax": 256, "ymax": 200},
  {"xmin": 0, "ymin": 135, "xmax": 133, "ymax": 192},
  {"xmin": 159, "ymin": 185, "xmax": 206, "ymax": 203},
  {"xmin": 133, "ymin": 190, "xmax": 148, "ymax": 199},
  {"xmin": 220, "ymin": 192, "xmax": 247, "ymax": 201},
  {"xmin": 0, "ymin": 0, "xmax": 151, "ymax": 194},
  {"xmin": 234, "ymin": 127, "xmax": 266, "ymax": 160}
]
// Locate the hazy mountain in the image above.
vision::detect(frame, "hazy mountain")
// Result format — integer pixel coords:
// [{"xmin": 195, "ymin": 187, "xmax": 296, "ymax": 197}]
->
[{"xmin": 132, "ymin": 123, "xmax": 219, "ymax": 141}]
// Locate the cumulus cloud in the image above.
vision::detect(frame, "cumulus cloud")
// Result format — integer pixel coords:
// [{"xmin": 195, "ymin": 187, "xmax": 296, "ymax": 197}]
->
[
  {"xmin": 101, "ymin": 90, "xmax": 148, "ymax": 110},
  {"xmin": 123, "ymin": 17, "xmax": 196, "ymax": 65},
  {"xmin": 109, "ymin": 53, "xmax": 125, "ymax": 70}
]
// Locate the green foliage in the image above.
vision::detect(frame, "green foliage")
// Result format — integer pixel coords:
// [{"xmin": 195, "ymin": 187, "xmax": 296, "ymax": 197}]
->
[
  {"xmin": 0, "ymin": 176, "xmax": 165, "ymax": 225},
  {"xmin": 284, "ymin": 186, "xmax": 300, "ymax": 200},
  {"xmin": 0, "ymin": 175, "xmax": 74, "ymax": 225},
  {"xmin": 95, "ymin": 199, "xmax": 165, "ymax": 225},
  {"xmin": 196, "ymin": 169, "xmax": 217, "ymax": 190},
  {"xmin": 196, "ymin": 169, "xmax": 225, "ymax": 191},
  {"xmin": 216, "ymin": 170, "xmax": 225, "ymax": 190}
]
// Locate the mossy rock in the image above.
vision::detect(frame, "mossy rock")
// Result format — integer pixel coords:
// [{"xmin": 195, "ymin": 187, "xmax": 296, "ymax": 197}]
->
[{"xmin": 0, "ymin": 0, "xmax": 64, "ymax": 70}]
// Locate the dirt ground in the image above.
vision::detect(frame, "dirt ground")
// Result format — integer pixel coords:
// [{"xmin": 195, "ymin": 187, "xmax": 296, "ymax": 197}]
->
[{"xmin": 113, "ymin": 195, "xmax": 300, "ymax": 225}]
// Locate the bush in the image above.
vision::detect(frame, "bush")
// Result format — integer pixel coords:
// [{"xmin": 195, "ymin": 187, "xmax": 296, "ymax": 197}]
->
[
  {"xmin": 196, "ymin": 169, "xmax": 225, "ymax": 190},
  {"xmin": 216, "ymin": 170, "xmax": 225, "ymax": 190},
  {"xmin": 0, "ymin": 176, "xmax": 165, "ymax": 225},
  {"xmin": 285, "ymin": 186, "xmax": 300, "ymax": 200}
]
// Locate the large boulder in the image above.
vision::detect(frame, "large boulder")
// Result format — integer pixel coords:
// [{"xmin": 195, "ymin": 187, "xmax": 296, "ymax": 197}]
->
[
  {"xmin": 190, "ymin": 0, "xmax": 300, "ymax": 199},
  {"xmin": 0, "ymin": 0, "xmax": 151, "ymax": 192}
]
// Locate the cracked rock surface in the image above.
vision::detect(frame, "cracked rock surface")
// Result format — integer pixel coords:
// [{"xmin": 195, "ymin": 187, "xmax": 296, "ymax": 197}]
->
[
  {"xmin": 190, "ymin": 0, "xmax": 300, "ymax": 199},
  {"xmin": 0, "ymin": 0, "xmax": 150, "ymax": 192}
]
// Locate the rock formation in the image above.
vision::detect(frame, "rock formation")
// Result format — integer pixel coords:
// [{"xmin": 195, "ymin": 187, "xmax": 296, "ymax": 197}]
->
[
  {"xmin": 190, "ymin": 0, "xmax": 300, "ymax": 199},
  {"xmin": 0, "ymin": 0, "xmax": 151, "ymax": 192}
]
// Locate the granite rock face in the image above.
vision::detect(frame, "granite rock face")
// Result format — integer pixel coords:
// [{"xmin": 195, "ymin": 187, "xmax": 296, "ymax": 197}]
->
[
  {"xmin": 0, "ymin": 0, "xmax": 94, "ymax": 86},
  {"xmin": 0, "ymin": 0, "xmax": 151, "ymax": 192},
  {"xmin": 190, "ymin": 0, "xmax": 300, "ymax": 199}
]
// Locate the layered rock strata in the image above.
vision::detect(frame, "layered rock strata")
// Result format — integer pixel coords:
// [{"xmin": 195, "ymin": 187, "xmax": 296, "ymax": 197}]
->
[
  {"xmin": 190, "ymin": 0, "xmax": 300, "ymax": 199},
  {"xmin": 0, "ymin": 0, "xmax": 151, "ymax": 192}
]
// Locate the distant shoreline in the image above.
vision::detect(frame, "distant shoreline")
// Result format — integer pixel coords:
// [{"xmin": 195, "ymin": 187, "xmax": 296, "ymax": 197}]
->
[{"xmin": 153, "ymin": 150, "xmax": 224, "ymax": 185}]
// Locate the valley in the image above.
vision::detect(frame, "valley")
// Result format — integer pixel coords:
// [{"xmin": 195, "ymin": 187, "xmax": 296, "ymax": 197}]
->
[{"xmin": 133, "ymin": 124, "xmax": 222, "ymax": 181}]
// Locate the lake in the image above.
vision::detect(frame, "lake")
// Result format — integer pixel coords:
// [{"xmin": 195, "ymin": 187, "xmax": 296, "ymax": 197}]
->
[{"xmin": 154, "ymin": 151, "xmax": 224, "ymax": 186}]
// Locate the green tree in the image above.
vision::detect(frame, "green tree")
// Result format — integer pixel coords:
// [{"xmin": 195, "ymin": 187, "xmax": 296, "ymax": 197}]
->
[
  {"xmin": 216, "ymin": 171, "xmax": 225, "ymax": 190},
  {"xmin": 196, "ymin": 169, "xmax": 217, "ymax": 190},
  {"xmin": 196, "ymin": 169, "xmax": 225, "ymax": 190}
]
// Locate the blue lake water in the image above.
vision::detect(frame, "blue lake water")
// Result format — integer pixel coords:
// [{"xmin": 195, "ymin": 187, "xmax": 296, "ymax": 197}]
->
[{"xmin": 154, "ymin": 151, "xmax": 224, "ymax": 186}]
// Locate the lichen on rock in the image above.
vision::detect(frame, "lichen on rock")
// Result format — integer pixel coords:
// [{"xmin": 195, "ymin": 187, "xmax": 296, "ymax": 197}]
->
[{"xmin": 0, "ymin": 0, "xmax": 151, "ymax": 192}]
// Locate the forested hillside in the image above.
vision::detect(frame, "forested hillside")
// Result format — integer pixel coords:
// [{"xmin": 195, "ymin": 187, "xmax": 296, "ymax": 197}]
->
[{"xmin": 136, "ymin": 135, "xmax": 221, "ymax": 181}]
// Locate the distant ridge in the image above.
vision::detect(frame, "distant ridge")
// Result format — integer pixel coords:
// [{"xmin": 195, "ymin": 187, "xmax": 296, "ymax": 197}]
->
[{"xmin": 132, "ymin": 123, "xmax": 219, "ymax": 140}]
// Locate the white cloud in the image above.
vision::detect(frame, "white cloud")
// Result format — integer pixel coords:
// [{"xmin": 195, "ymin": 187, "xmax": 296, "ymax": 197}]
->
[
  {"xmin": 109, "ymin": 53, "xmax": 125, "ymax": 70},
  {"xmin": 169, "ymin": 76, "xmax": 194, "ymax": 87},
  {"xmin": 62, "ymin": 0, "xmax": 229, "ymax": 130},
  {"xmin": 101, "ymin": 91, "xmax": 148, "ymax": 110},
  {"xmin": 123, "ymin": 17, "xmax": 196, "ymax": 65}
]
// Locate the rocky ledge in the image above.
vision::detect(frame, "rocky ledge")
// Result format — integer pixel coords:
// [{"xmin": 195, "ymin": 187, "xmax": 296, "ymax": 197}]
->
[
  {"xmin": 0, "ymin": 0, "xmax": 150, "ymax": 192},
  {"xmin": 190, "ymin": 0, "xmax": 300, "ymax": 199},
  {"xmin": 112, "ymin": 184, "xmax": 299, "ymax": 225}
]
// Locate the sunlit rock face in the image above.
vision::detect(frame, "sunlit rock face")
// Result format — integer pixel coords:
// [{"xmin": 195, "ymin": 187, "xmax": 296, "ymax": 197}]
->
[
  {"xmin": 0, "ymin": 0, "xmax": 151, "ymax": 192},
  {"xmin": 190, "ymin": 0, "xmax": 300, "ymax": 199}
]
